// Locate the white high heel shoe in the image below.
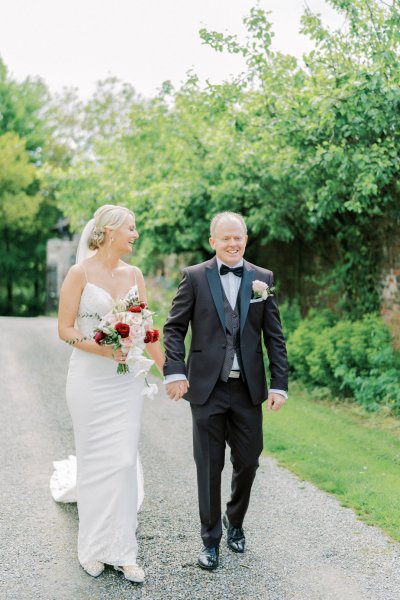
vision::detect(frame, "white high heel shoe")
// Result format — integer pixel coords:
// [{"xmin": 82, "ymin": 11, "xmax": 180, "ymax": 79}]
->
[
  {"xmin": 80, "ymin": 560, "xmax": 105, "ymax": 577},
  {"xmin": 114, "ymin": 564, "xmax": 145, "ymax": 583}
]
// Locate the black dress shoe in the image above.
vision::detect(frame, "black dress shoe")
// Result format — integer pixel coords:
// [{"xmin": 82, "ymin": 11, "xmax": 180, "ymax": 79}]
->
[
  {"xmin": 223, "ymin": 513, "xmax": 246, "ymax": 553},
  {"xmin": 197, "ymin": 546, "xmax": 219, "ymax": 570}
]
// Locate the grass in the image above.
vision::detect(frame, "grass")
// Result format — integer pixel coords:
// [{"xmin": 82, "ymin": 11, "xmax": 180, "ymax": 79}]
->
[{"xmin": 263, "ymin": 382, "xmax": 400, "ymax": 542}]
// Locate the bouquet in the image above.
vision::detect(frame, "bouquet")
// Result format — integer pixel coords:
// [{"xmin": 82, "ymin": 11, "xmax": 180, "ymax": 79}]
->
[{"xmin": 93, "ymin": 295, "xmax": 159, "ymax": 397}]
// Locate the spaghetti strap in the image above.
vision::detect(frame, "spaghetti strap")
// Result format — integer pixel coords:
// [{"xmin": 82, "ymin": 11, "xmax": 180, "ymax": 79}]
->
[
  {"xmin": 79, "ymin": 264, "xmax": 88, "ymax": 283},
  {"xmin": 133, "ymin": 266, "xmax": 138, "ymax": 289},
  {"xmin": 132, "ymin": 266, "xmax": 140, "ymax": 301}
]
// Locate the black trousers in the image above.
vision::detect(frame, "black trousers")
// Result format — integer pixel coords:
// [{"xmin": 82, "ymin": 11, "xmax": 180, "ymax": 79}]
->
[{"xmin": 190, "ymin": 378, "xmax": 263, "ymax": 548}]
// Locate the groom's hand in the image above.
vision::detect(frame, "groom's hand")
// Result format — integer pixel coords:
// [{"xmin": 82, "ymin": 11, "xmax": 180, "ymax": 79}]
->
[
  {"xmin": 166, "ymin": 380, "xmax": 189, "ymax": 401},
  {"xmin": 267, "ymin": 392, "xmax": 286, "ymax": 411}
]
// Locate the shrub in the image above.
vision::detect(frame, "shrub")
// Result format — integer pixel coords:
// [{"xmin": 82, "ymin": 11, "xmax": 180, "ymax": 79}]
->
[
  {"xmin": 279, "ymin": 300, "xmax": 302, "ymax": 340},
  {"xmin": 287, "ymin": 312, "xmax": 400, "ymax": 413},
  {"xmin": 286, "ymin": 309, "xmax": 336, "ymax": 383}
]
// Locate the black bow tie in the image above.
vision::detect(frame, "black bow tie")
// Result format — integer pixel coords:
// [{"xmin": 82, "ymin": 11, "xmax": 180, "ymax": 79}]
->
[{"xmin": 220, "ymin": 264, "xmax": 243, "ymax": 277}]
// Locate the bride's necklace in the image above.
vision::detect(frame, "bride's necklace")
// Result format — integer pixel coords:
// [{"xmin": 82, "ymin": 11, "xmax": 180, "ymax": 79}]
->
[
  {"xmin": 98, "ymin": 254, "xmax": 119, "ymax": 278},
  {"xmin": 104, "ymin": 263, "xmax": 119, "ymax": 278}
]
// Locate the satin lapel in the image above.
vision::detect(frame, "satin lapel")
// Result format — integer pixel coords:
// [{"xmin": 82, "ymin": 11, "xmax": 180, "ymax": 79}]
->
[
  {"xmin": 240, "ymin": 261, "xmax": 255, "ymax": 335},
  {"xmin": 205, "ymin": 259, "xmax": 226, "ymax": 333}
]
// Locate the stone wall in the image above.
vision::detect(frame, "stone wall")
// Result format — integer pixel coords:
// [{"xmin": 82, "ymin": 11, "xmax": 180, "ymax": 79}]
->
[
  {"xmin": 381, "ymin": 239, "xmax": 400, "ymax": 349},
  {"xmin": 254, "ymin": 236, "xmax": 400, "ymax": 349},
  {"xmin": 46, "ymin": 237, "xmax": 78, "ymax": 312}
]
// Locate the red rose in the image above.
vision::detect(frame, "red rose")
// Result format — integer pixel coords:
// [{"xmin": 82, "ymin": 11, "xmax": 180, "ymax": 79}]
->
[
  {"xmin": 151, "ymin": 329, "xmax": 160, "ymax": 342},
  {"xmin": 94, "ymin": 330, "xmax": 106, "ymax": 344},
  {"xmin": 140, "ymin": 302, "xmax": 148, "ymax": 309},
  {"xmin": 129, "ymin": 306, "xmax": 141, "ymax": 313},
  {"xmin": 115, "ymin": 322, "xmax": 130, "ymax": 338},
  {"xmin": 144, "ymin": 329, "xmax": 160, "ymax": 343}
]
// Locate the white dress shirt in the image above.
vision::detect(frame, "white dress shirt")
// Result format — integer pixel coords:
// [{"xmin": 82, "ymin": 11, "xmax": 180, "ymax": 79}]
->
[
  {"xmin": 216, "ymin": 257, "xmax": 242, "ymax": 370},
  {"xmin": 164, "ymin": 258, "xmax": 287, "ymax": 400}
]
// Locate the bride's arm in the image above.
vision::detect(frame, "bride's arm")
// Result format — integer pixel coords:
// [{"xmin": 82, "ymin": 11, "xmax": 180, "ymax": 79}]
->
[
  {"xmin": 58, "ymin": 266, "xmax": 117, "ymax": 360},
  {"xmin": 145, "ymin": 341, "xmax": 165, "ymax": 375},
  {"xmin": 134, "ymin": 266, "xmax": 165, "ymax": 375}
]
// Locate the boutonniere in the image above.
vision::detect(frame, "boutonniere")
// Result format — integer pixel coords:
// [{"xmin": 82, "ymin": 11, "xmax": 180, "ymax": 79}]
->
[{"xmin": 252, "ymin": 280, "xmax": 275, "ymax": 300}]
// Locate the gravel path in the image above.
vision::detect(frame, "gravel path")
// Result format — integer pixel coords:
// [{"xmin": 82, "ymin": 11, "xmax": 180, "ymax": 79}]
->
[{"xmin": 1, "ymin": 316, "xmax": 400, "ymax": 600}]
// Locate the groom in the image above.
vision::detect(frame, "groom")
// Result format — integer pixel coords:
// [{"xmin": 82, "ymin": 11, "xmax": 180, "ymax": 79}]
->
[{"xmin": 163, "ymin": 212, "xmax": 288, "ymax": 570}]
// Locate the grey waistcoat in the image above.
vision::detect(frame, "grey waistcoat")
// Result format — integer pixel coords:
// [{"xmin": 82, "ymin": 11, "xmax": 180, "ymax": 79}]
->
[{"xmin": 219, "ymin": 287, "xmax": 244, "ymax": 381}]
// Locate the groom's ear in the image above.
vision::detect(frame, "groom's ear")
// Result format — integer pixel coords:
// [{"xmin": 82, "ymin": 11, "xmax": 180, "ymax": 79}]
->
[{"xmin": 209, "ymin": 237, "xmax": 216, "ymax": 250}]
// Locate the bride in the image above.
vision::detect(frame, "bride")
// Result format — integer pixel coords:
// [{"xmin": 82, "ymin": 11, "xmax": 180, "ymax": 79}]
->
[{"xmin": 57, "ymin": 204, "xmax": 164, "ymax": 583}]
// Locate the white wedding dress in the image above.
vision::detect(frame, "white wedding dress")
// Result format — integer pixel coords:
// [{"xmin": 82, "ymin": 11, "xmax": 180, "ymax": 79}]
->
[{"xmin": 52, "ymin": 282, "xmax": 145, "ymax": 566}]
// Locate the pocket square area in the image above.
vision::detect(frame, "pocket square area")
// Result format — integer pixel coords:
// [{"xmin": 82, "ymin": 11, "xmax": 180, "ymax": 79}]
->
[{"xmin": 250, "ymin": 298, "xmax": 264, "ymax": 304}]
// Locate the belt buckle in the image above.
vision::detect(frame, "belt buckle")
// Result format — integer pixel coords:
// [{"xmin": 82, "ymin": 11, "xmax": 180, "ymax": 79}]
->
[{"xmin": 228, "ymin": 370, "xmax": 240, "ymax": 379}]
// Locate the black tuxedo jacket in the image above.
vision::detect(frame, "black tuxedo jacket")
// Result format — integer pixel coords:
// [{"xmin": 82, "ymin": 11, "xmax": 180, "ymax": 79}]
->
[{"xmin": 163, "ymin": 257, "xmax": 288, "ymax": 405}]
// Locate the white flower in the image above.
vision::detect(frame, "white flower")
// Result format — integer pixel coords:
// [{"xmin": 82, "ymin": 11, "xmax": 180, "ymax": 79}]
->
[
  {"xmin": 125, "ymin": 346, "xmax": 142, "ymax": 363},
  {"xmin": 114, "ymin": 299, "xmax": 128, "ymax": 312},
  {"xmin": 261, "ymin": 289, "xmax": 271, "ymax": 300},
  {"xmin": 252, "ymin": 279, "xmax": 274, "ymax": 300},
  {"xmin": 142, "ymin": 383, "xmax": 158, "ymax": 399},
  {"xmin": 126, "ymin": 347, "xmax": 154, "ymax": 376}
]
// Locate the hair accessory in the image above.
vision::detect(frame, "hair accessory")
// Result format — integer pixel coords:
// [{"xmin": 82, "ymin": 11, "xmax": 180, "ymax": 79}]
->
[{"xmin": 92, "ymin": 227, "xmax": 101, "ymax": 241}]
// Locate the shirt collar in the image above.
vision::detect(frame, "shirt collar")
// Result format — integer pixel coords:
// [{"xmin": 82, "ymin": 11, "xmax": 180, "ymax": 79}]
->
[{"xmin": 216, "ymin": 257, "xmax": 244, "ymax": 270}]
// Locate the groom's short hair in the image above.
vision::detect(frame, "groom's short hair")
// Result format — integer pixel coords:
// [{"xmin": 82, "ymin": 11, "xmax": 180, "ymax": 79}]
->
[{"xmin": 210, "ymin": 212, "xmax": 247, "ymax": 238}]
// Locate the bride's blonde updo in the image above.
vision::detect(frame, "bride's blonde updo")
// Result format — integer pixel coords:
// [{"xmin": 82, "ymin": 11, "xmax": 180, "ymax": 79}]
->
[{"xmin": 87, "ymin": 204, "xmax": 134, "ymax": 250}]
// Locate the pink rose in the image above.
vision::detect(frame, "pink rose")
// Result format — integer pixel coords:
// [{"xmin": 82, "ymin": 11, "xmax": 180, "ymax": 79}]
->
[
  {"xmin": 130, "ymin": 324, "xmax": 142, "ymax": 338},
  {"xmin": 252, "ymin": 280, "xmax": 268, "ymax": 294},
  {"xmin": 120, "ymin": 337, "xmax": 132, "ymax": 348},
  {"xmin": 252, "ymin": 279, "xmax": 274, "ymax": 300}
]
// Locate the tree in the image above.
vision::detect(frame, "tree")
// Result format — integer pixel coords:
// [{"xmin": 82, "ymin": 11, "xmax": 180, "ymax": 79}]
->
[
  {"xmin": 52, "ymin": 1, "xmax": 400, "ymax": 316},
  {"xmin": 0, "ymin": 58, "xmax": 62, "ymax": 315}
]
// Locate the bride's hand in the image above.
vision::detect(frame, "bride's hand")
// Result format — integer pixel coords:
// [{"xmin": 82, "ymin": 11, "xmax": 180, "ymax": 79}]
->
[{"xmin": 102, "ymin": 346, "xmax": 127, "ymax": 363}]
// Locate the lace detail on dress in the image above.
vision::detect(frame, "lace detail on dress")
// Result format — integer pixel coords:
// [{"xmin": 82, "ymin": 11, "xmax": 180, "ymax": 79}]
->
[{"xmin": 76, "ymin": 284, "xmax": 138, "ymax": 338}]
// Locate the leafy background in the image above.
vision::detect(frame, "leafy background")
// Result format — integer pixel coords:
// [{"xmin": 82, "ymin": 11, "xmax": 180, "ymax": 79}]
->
[{"xmin": 1, "ymin": 0, "xmax": 400, "ymax": 412}]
